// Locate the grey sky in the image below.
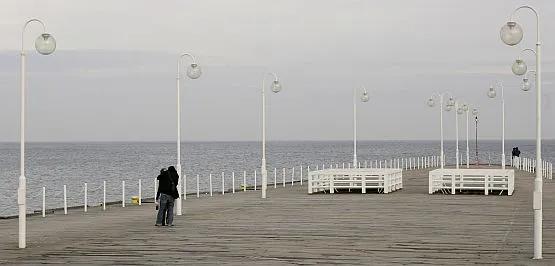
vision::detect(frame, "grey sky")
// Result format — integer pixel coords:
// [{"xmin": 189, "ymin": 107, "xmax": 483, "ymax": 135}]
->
[{"xmin": 0, "ymin": 0, "xmax": 554, "ymax": 141}]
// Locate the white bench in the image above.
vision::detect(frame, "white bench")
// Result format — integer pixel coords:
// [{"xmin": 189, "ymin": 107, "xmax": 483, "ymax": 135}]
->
[
  {"xmin": 428, "ymin": 169, "xmax": 514, "ymax": 195},
  {"xmin": 308, "ymin": 168, "xmax": 403, "ymax": 194}
]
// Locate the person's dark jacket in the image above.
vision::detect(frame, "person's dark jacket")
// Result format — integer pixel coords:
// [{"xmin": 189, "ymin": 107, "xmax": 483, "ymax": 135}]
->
[{"xmin": 156, "ymin": 166, "xmax": 179, "ymax": 200}]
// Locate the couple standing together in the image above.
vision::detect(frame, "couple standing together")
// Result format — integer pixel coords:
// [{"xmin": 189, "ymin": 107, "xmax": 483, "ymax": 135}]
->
[{"xmin": 155, "ymin": 166, "xmax": 180, "ymax": 226}]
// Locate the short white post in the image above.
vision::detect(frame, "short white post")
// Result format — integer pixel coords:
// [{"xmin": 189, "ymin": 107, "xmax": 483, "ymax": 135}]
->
[
  {"xmin": 342, "ymin": 163, "xmax": 345, "ymax": 169},
  {"xmin": 196, "ymin": 174, "xmax": 200, "ymax": 197},
  {"xmin": 154, "ymin": 177, "xmax": 157, "ymax": 201},
  {"xmin": 84, "ymin": 182, "xmax": 88, "ymax": 213},
  {"xmin": 138, "ymin": 179, "xmax": 142, "ymax": 206},
  {"xmin": 186, "ymin": 174, "xmax": 187, "ymax": 200},
  {"xmin": 274, "ymin": 168, "xmax": 277, "ymax": 188},
  {"xmin": 232, "ymin": 172, "xmax": 236, "ymax": 193},
  {"xmin": 379, "ymin": 161, "xmax": 382, "ymax": 168},
  {"xmin": 322, "ymin": 163, "xmax": 325, "ymax": 169},
  {"xmin": 300, "ymin": 166, "xmax": 303, "ymax": 185},
  {"xmin": 209, "ymin": 173, "xmax": 213, "ymax": 196},
  {"xmin": 316, "ymin": 165, "xmax": 319, "ymax": 170},
  {"xmin": 254, "ymin": 170, "xmax": 257, "ymax": 191},
  {"xmin": 63, "ymin": 185, "xmax": 67, "ymax": 215},
  {"xmin": 282, "ymin": 167, "xmax": 286, "ymax": 187},
  {"xmin": 222, "ymin": 172, "xmax": 225, "ymax": 195},
  {"xmin": 409, "ymin": 158, "xmax": 412, "ymax": 169},
  {"xmin": 365, "ymin": 160, "xmax": 368, "ymax": 168},
  {"xmin": 122, "ymin": 180, "xmax": 125, "ymax": 207},
  {"xmin": 291, "ymin": 167, "xmax": 295, "ymax": 186},
  {"xmin": 243, "ymin": 171, "xmax": 247, "ymax": 191},
  {"xmin": 103, "ymin": 181, "xmax": 106, "ymax": 211},
  {"xmin": 42, "ymin": 187, "xmax": 45, "ymax": 218}
]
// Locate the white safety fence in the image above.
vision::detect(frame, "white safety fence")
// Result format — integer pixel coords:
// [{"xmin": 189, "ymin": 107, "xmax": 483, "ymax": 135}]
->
[
  {"xmin": 429, "ymin": 168, "xmax": 515, "ymax": 196},
  {"xmin": 511, "ymin": 157, "xmax": 553, "ymax": 179},
  {"xmin": 308, "ymin": 168, "xmax": 403, "ymax": 194},
  {"xmin": 31, "ymin": 155, "xmax": 437, "ymax": 218}
]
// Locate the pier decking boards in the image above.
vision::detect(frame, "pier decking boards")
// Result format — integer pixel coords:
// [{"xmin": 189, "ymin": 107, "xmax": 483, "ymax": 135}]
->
[{"xmin": 1, "ymin": 166, "xmax": 554, "ymax": 265}]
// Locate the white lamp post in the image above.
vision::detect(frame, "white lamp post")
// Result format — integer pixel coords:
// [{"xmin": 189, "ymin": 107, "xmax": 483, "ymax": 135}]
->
[
  {"xmin": 427, "ymin": 92, "xmax": 453, "ymax": 169},
  {"xmin": 487, "ymin": 82, "xmax": 505, "ymax": 169},
  {"xmin": 19, "ymin": 18, "xmax": 56, "ymax": 249},
  {"xmin": 459, "ymin": 103, "xmax": 478, "ymax": 168},
  {"xmin": 176, "ymin": 53, "xmax": 201, "ymax": 215},
  {"xmin": 261, "ymin": 73, "xmax": 281, "ymax": 199},
  {"xmin": 353, "ymin": 88, "xmax": 370, "ymax": 168},
  {"xmin": 500, "ymin": 5, "xmax": 543, "ymax": 259},
  {"xmin": 446, "ymin": 98, "xmax": 461, "ymax": 169}
]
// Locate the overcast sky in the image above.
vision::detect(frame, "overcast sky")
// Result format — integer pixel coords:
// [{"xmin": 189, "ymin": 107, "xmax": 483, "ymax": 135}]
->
[{"xmin": 0, "ymin": 0, "xmax": 554, "ymax": 141}]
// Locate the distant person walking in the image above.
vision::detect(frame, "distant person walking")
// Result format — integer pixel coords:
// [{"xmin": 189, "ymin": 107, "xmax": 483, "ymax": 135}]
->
[{"xmin": 155, "ymin": 166, "xmax": 179, "ymax": 226}]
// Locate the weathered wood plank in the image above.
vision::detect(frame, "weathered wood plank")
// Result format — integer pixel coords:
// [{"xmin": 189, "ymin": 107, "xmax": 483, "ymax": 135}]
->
[{"xmin": 0, "ymin": 166, "xmax": 554, "ymax": 265}]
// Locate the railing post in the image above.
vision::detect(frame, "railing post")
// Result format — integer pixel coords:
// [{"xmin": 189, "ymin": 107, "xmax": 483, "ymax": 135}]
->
[
  {"xmin": 222, "ymin": 172, "xmax": 225, "ymax": 195},
  {"xmin": 63, "ymin": 185, "xmax": 67, "ymax": 215},
  {"xmin": 274, "ymin": 168, "xmax": 277, "ymax": 188},
  {"xmin": 282, "ymin": 167, "xmax": 286, "ymax": 187},
  {"xmin": 42, "ymin": 187, "xmax": 45, "ymax": 218},
  {"xmin": 103, "ymin": 181, "xmax": 106, "ymax": 211},
  {"xmin": 300, "ymin": 166, "xmax": 303, "ymax": 185},
  {"xmin": 254, "ymin": 170, "xmax": 257, "ymax": 191},
  {"xmin": 209, "ymin": 173, "xmax": 213, "ymax": 196},
  {"xmin": 243, "ymin": 171, "xmax": 247, "ymax": 191},
  {"xmin": 196, "ymin": 174, "xmax": 200, "ymax": 197},
  {"xmin": 291, "ymin": 167, "xmax": 295, "ymax": 186},
  {"xmin": 139, "ymin": 179, "xmax": 142, "ymax": 206},
  {"xmin": 122, "ymin": 180, "xmax": 125, "ymax": 207},
  {"xmin": 232, "ymin": 172, "xmax": 235, "ymax": 193},
  {"xmin": 84, "ymin": 182, "xmax": 88, "ymax": 213}
]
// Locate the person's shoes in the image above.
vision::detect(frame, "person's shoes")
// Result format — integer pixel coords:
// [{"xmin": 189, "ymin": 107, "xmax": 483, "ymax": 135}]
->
[
  {"xmin": 167, "ymin": 224, "xmax": 174, "ymax": 227},
  {"xmin": 155, "ymin": 224, "xmax": 162, "ymax": 227}
]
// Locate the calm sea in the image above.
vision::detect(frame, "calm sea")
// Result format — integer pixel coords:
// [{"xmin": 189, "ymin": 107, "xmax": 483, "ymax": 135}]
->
[{"xmin": 0, "ymin": 140, "xmax": 552, "ymax": 217}]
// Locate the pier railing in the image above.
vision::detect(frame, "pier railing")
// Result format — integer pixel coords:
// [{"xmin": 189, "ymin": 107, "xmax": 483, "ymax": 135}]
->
[
  {"xmin": 23, "ymin": 155, "xmax": 440, "ymax": 218},
  {"xmin": 511, "ymin": 157, "xmax": 553, "ymax": 179}
]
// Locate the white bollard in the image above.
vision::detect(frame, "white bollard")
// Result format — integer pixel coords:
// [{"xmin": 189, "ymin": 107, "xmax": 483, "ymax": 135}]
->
[
  {"xmin": 42, "ymin": 187, "xmax": 45, "ymax": 218},
  {"xmin": 196, "ymin": 174, "xmax": 200, "ymax": 197},
  {"xmin": 379, "ymin": 161, "xmax": 382, "ymax": 168},
  {"xmin": 232, "ymin": 172, "xmax": 236, "ymax": 193},
  {"xmin": 291, "ymin": 167, "xmax": 295, "ymax": 186},
  {"xmin": 222, "ymin": 172, "xmax": 225, "ymax": 195},
  {"xmin": 103, "ymin": 181, "xmax": 106, "ymax": 211},
  {"xmin": 243, "ymin": 171, "xmax": 247, "ymax": 191},
  {"xmin": 122, "ymin": 181, "xmax": 125, "ymax": 208},
  {"xmin": 322, "ymin": 164, "xmax": 325, "ymax": 169},
  {"xmin": 84, "ymin": 182, "xmax": 88, "ymax": 213},
  {"xmin": 154, "ymin": 177, "xmax": 157, "ymax": 202},
  {"xmin": 342, "ymin": 163, "xmax": 345, "ymax": 169},
  {"xmin": 300, "ymin": 166, "xmax": 303, "ymax": 186},
  {"xmin": 139, "ymin": 179, "xmax": 142, "ymax": 206},
  {"xmin": 254, "ymin": 170, "xmax": 257, "ymax": 191},
  {"xmin": 274, "ymin": 168, "xmax": 277, "ymax": 188},
  {"xmin": 283, "ymin": 168, "xmax": 286, "ymax": 187},
  {"xmin": 209, "ymin": 173, "xmax": 213, "ymax": 196},
  {"xmin": 63, "ymin": 185, "xmax": 67, "ymax": 215}
]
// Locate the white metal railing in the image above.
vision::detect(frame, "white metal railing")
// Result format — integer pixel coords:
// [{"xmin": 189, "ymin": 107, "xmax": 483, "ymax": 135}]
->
[
  {"xmin": 26, "ymin": 155, "xmax": 440, "ymax": 219},
  {"xmin": 511, "ymin": 157, "xmax": 553, "ymax": 179},
  {"xmin": 429, "ymin": 168, "xmax": 515, "ymax": 195},
  {"xmin": 308, "ymin": 168, "xmax": 403, "ymax": 194}
]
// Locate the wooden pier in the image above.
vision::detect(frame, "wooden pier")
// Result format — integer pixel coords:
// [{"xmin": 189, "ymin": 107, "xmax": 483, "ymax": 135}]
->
[{"xmin": 1, "ymin": 166, "xmax": 554, "ymax": 265}]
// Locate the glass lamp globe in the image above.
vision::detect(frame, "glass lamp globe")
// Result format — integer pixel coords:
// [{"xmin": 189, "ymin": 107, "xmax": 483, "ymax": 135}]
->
[
  {"xmin": 457, "ymin": 108, "xmax": 464, "ymax": 115},
  {"xmin": 360, "ymin": 90, "xmax": 369, "ymax": 102},
  {"xmin": 427, "ymin": 98, "xmax": 435, "ymax": 107},
  {"xmin": 512, "ymin": 59, "xmax": 527, "ymax": 76},
  {"xmin": 35, "ymin": 33, "xmax": 56, "ymax": 55},
  {"xmin": 186, "ymin": 63, "xmax": 202, "ymax": 79},
  {"xmin": 461, "ymin": 104, "xmax": 469, "ymax": 112},
  {"xmin": 500, "ymin": 21, "xmax": 523, "ymax": 46},
  {"xmin": 472, "ymin": 108, "xmax": 478, "ymax": 115},
  {"xmin": 487, "ymin": 87, "xmax": 497, "ymax": 98},
  {"xmin": 448, "ymin": 97, "xmax": 455, "ymax": 106},
  {"xmin": 270, "ymin": 80, "xmax": 281, "ymax": 93},
  {"xmin": 522, "ymin": 78, "xmax": 531, "ymax": 91},
  {"xmin": 444, "ymin": 105, "xmax": 452, "ymax": 112}
]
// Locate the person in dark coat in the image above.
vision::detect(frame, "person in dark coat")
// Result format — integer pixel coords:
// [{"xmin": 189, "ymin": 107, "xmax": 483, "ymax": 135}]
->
[{"xmin": 155, "ymin": 166, "xmax": 179, "ymax": 226}]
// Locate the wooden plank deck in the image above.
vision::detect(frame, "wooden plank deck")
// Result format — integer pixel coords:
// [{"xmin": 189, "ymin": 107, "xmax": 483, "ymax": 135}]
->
[{"xmin": 1, "ymin": 166, "xmax": 554, "ymax": 265}]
